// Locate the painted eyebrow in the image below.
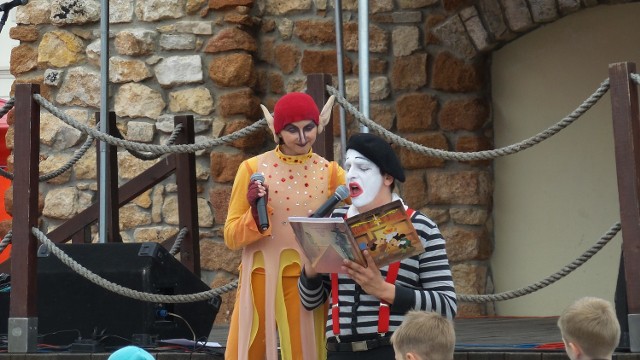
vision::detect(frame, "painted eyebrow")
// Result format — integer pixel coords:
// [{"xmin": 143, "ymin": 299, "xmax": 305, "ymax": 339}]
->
[{"xmin": 284, "ymin": 122, "xmax": 315, "ymax": 130}]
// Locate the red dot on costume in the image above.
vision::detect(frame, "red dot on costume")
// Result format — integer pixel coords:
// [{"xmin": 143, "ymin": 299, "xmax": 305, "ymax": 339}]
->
[
  {"xmin": 286, "ymin": 197, "xmax": 290, "ymax": 200},
  {"xmin": 325, "ymin": 164, "xmax": 329, "ymax": 168},
  {"xmin": 281, "ymin": 178, "xmax": 286, "ymax": 182},
  {"xmin": 304, "ymin": 166, "xmax": 308, "ymax": 170},
  {"xmin": 289, "ymin": 175, "xmax": 294, "ymax": 179},
  {"xmin": 313, "ymin": 160, "xmax": 318, "ymax": 164},
  {"xmin": 289, "ymin": 169, "xmax": 292, "ymax": 172},
  {"xmin": 273, "ymin": 164, "xmax": 278, "ymax": 167},
  {"xmin": 287, "ymin": 208, "xmax": 290, "ymax": 211},
  {"xmin": 305, "ymin": 183, "xmax": 309, "ymax": 187}
]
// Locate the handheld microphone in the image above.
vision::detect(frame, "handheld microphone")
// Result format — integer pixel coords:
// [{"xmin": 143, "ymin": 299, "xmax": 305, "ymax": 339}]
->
[
  {"xmin": 0, "ymin": 0, "xmax": 28, "ymax": 12},
  {"xmin": 310, "ymin": 185, "xmax": 349, "ymax": 218},
  {"xmin": 250, "ymin": 173, "xmax": 269, "ymax": 231}
]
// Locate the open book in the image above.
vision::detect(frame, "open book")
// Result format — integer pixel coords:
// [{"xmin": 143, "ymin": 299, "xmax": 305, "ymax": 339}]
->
[{"xmin": 289, "ymin": 200, "xmax": 424, "ymax": 273}]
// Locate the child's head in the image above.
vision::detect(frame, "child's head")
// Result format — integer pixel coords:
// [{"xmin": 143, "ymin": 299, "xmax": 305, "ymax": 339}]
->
[
  {"xmin": 391, "ymin": 310, "xmax": 455, "ymax": 360},
  {"xmin": 557, "ymin": 297, "xmax": 621, "ymax": 360},
  {"xmin": 108, "ymin": 346, "xmax": 154, "ymax": 360}
]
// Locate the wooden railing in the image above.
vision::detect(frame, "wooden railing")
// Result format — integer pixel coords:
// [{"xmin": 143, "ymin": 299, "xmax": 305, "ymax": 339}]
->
[{"xmin": 609, "ymin": 62, "xmax": 640, "ymax": 351}]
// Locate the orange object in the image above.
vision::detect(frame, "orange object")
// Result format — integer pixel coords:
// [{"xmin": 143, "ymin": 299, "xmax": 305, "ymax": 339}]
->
[
  {"xmin": 0, "ymin": 99, "xmax": 12, "ymax": 263},
  {"xmin": 0, "ymin": 244, "xmax": 11, "ymax": 263},
  {"xmin": 0, "ymin": 98, "xmax": 11, "ymax": 219},
  {"xmin": 0, "ymin": 99, "xmax": 9, "ymax": 168}
]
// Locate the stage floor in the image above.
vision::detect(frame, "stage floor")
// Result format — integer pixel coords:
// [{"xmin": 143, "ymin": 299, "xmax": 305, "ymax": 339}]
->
[
  {"xmin": 454, "ymin": 316, "xmax": 563, "ymax": 350},
  {"xmin": 1, "ymin": 317, "xmax": 639, "ymax": 359},
  {"xmin": 208, "ymin": 316, "xmax": 565, "ymax": 351},
  {"xmin": 209, "ymin": 316, "xmax": 640, "ymax": 358}
]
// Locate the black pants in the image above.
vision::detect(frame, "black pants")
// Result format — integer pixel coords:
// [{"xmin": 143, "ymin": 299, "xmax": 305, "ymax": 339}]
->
[{"xmin": 327, "ymin": 345, "xmax": 395, "ymax": 359}]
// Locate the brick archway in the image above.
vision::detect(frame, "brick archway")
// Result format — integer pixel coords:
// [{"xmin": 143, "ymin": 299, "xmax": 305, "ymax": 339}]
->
[{"xmin": 431, "ymin": 0, "xmax": 627, "ymax": 60}]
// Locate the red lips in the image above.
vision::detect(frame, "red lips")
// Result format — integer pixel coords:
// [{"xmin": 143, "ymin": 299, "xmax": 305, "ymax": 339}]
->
[{"xmin": 349, "ymin": 182, "xmax": 362, "ymax": 198}]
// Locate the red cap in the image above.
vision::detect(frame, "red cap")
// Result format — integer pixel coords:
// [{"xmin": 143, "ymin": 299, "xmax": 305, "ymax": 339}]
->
[{"xmin": 272, "ymin": 93, "xmax": 319, "ymax": 134}]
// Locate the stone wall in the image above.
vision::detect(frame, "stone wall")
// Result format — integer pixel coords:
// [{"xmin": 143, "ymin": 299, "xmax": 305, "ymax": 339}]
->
[{"xmin": 7, "ymin": 0, "xmax": 607, "ymax": 322}]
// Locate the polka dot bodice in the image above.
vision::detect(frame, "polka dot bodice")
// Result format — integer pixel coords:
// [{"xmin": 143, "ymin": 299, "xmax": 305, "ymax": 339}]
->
[{"xmin": 247, "ymin": 147, "xmax": 334, "ymax": 256}]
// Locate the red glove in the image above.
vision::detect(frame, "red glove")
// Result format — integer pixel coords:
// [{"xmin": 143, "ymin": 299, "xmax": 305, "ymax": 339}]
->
[{"xmin": 247, "ymin": 180, "xmax": 268, "ymax": 226}]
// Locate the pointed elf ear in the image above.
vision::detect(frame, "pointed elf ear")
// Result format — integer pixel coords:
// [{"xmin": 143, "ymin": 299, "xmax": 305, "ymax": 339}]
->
[
  {"xmin": 317, "ymin": 95, "xmax": 335, "ymax": 134},
  {"xmin": 260, "ymin": 104, "xmax": 279, "ymax": 143}
]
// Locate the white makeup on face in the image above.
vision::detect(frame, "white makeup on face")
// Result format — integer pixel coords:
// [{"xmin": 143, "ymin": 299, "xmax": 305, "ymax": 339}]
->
[{"xmin": 344, "ymin": 149, "xmax": 384, "ymax": 208}]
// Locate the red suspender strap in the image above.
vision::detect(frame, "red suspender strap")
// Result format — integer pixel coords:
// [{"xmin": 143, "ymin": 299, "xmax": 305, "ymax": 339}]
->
[
  {"xmin": 331, "ymin": 273, "xmax": 340, "ymax": 335},
  {"xmin": 379, "ymin": 208, "xmax": 415, "ymax": 334},
  {"xmin": 378, "ymin": 262, "xmax": 400, "ymax": 334}
]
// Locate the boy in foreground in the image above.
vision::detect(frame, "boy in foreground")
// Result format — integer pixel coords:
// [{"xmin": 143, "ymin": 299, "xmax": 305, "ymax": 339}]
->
[
  {"xmin": 557, "ymin": 296, "xmax": 621, "ymax": 360},
  {"xmin": 391, "ymin": 310, "xmax": 455, "ymax": 360}
]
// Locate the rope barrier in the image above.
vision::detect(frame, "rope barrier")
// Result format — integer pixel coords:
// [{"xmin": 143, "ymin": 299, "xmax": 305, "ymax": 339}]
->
[
  {"xmin": 459, "ymin": 222, "xmax": 620, "ymax": 303},
  {"xmin": 0, "ymin": 97, "xmax": 14, "ymax": 119},
  {"xmin": 126, "ymin": 123, "xmax": 184, "ymax": 161},
  {"xmin": 169, "ymin": 227, "xmax": 187, "ymax": 256},
  {"xmin": 24, "ymin": 220, "xmax": 619, "ymax": 304},
  {"xmin": 0, "ymin": 231, "xmax": 11, "ymax": 253},
  {"xmin": 327, "ymin": 78, "xmax": 610, "ymax": 160},
  {"xmin": 1, "ymin": 74, "xmax": 632, "ymax": 306},
  {"xmin": 34, "ymin": 94, "xmax": 267, "ymax": 154},
  {"xmin": 0, "ymin": 128, "xmax": 96, "ymax": 181}
]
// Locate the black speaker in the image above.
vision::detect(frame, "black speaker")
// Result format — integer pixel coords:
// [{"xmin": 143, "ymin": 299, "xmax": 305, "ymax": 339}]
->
[{"xmin": 36, "ymin": 242, "xmax": 219, "ymax": 347}]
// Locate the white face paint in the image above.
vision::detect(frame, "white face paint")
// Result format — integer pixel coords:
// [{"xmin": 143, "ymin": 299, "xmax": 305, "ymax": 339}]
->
[{"xmin": 344, "ymin": 149, "xmax": 384, "ymax": 209}]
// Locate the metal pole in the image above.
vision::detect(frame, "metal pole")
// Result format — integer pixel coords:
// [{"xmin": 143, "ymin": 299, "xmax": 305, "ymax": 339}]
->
[
  {"xmin": 334, "ymin": 0, "xmax": 347, "ymax": 164},
  {"xmin": 99, "ymin": 0, "xmax": 109, "ymax": 243},
  {"xmin": 358, "ymin": 0, "xmax": 369, "ymax": 133}
]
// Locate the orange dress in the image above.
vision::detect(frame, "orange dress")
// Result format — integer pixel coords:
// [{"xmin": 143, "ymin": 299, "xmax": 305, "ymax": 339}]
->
[{"xmin": 224, "ymin": 146, "xmax": 346, "ymax": 360}]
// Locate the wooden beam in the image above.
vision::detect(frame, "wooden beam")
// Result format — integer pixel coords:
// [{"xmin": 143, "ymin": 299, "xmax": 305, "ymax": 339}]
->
[
  {"xmin": 307, "ymin": 74, "xmax": 334, "ymax": 161},
  {"xmin": 609, "ymin": 62, "xmax": 640, "ymax": 315},
  {"xmin": 174, "ymin": 115, "xmax": 200, "ymax": 275},
  {"xmin": 10, "ymin": 84, "xmax": 40, "ymax": 318},
  {"xmin": 48, "ymin": 155, "xmax": 177, "ymax": 243},
  {"xmin": 96, "ymin": 111, "xmax": 121, "ymax": 243}
]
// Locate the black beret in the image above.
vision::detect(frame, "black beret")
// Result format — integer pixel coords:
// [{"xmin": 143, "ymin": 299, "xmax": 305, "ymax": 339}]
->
[{"xmin": 346, "ymin": 133, "xmax": 405, "ymax": 182}]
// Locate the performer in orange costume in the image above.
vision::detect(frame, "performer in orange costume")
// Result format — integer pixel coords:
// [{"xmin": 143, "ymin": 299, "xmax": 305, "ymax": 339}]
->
[{"xmin": 224, "ymin": 92, "xmax": 347, "ymax": 360}]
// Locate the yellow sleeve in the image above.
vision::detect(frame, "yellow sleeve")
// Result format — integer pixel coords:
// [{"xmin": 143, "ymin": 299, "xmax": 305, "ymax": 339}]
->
[{"xmin": 223, "ymin": 157, "xmax": 273, "ymax": 250}]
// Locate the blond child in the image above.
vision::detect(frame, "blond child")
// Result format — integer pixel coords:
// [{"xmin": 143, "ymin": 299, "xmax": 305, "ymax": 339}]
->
[
  {"xmin": 557, "ymin": 296, "xmax": 621, "ymax": 360},
  {"xmin": 390, "ymin": 310, "xmax": 455, "ymax": 360}
]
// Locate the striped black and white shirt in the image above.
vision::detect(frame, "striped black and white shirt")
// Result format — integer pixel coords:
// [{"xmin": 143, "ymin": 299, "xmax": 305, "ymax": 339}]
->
[{"xmin": 298, "ymin": 200, "xmax": 457, "ymax": 338}]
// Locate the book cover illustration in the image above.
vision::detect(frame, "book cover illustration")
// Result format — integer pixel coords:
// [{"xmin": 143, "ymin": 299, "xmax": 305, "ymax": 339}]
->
[
  {"xmin": 345, "ymin": 200, "xmax": 424, "ymax": 268},
  {"xmin": 289, "ymin": 200, "xmax": 424, "ymax": 272},
  {"xmin": 289, "ymin": 217, "xmax": 365, "ymax": 273}
]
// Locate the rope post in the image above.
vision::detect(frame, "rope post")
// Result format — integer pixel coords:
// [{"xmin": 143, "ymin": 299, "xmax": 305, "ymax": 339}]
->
[
  {"xmin": 609, "ymin": 62, "xmax": 640, "ymax": 352},
  {"xmin": 307, "ymin": 74, "xmax": 334, "ymax": 161},
  {"xmin": 9, "ymin": 84, "xmax": 40, "ymax": 353},
  {"xmin": 174, "ymin": 115, "xmax": 200, "ymax": 276}
]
